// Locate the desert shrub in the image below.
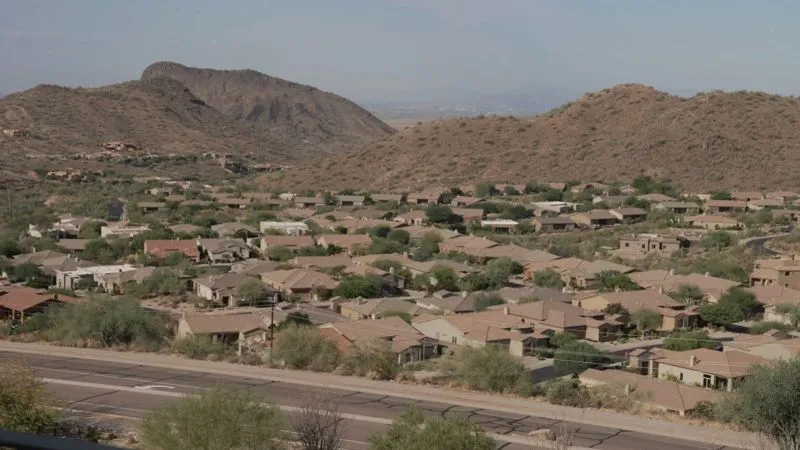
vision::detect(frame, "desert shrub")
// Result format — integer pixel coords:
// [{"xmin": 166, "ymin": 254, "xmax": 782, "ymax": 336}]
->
[
  {"xmin": 546, "ymin": 378, "xmax": 591, "ymax": 407},
  {"xmin": 442, "ymin": 345, "xmax": 532, "ymax": 394},
  {"xmin": 172, "ymin": 335, "xmax": 231, "ymax": 360},
  {"xmin": 370, "ymin": 407, "xmax": 495, "ymax": 450},
  {"xmin": 273, "ymin": 324, "xmax": 340, "ymax": 371},
  {"xmin": 0, "ymin": 360, "xmax": 61, "ymax": 433},
  {"xmin": 341, "ymin": 339, "xmax": 399, "ymax": 380}
]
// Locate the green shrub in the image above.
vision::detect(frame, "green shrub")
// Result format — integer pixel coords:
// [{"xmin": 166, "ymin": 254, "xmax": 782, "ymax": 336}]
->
[
  {"xmin": 273, "ymin": 324, "xmax": 340, "ymax": 371},
  {"xmin": 341, "ymin": 339, "xmax": 399, "ymax": 380},
  {"xmin": 546, "ymin": 378, "xmax": 591, "ymax": 407},
  {"xmin": 172, "ymin": 335, "xmax": 231, "ymax": 359},
  {"xmin": 443, "ymin": 345, "xmax": 530, "ymax": 393}
]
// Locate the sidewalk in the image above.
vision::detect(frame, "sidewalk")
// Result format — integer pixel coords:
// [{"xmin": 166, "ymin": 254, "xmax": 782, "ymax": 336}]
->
[{"xmin": 0, "ymin": 341, "xmax": 767, "ymax": 449}]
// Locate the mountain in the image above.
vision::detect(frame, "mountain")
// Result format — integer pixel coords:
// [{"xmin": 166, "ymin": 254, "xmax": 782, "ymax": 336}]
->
[
  {"xmin": 0, "ymin": 76, "xmax": 270, "ymax": 158},
  {"xmin": 261, "ymin": 84, "xmax": 800, "ymax": 192},
  {"xmin": 141, "ymin": 61, "xmax": 395, "ymax": 155}
]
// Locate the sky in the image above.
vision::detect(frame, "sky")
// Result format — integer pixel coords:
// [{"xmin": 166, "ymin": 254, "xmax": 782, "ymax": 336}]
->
[{"xmin": 2, "ymin": 0, "xmax": 799, "ymax": 102}]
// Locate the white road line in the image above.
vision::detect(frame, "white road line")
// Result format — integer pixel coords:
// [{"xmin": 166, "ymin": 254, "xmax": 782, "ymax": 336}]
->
[{"xmin": 37, "ymin": 366, "xmax": 204, "ymax": 390}]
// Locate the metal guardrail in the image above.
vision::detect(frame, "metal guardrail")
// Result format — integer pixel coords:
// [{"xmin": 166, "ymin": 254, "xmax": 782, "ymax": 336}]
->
[{"xmin": 0, "ymin": 430, "xmax": 123, "ymax": 450}]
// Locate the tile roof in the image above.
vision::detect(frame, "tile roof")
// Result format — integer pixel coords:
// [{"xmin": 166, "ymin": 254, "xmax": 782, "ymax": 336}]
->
[
  {"xmin": 651, "ymin": 348, "xmax": 769, "ymax": 378},
  {"xmin": 261, "ymin": 269, "xmax": 339, "ymax": 290},
  {"xmin": 182, "ymin": 312, "xmax": 268, "ymax": 334}
]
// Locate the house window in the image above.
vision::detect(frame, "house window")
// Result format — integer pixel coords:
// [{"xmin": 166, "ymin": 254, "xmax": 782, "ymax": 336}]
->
[
  {"xmin": 786, "ymin": 272, "xmax": 791, "ymax": 276},
  {"xmin": 679, "ymin": 373, "xmax": 683, "ymax": 382},
  {"xmin": 703, "ymin": 374, "xmax": 712, "ymax": 388},
  {"xmin": 451, "ymin": 336, "xmax": 457, "ymax": 344},
  {"xmin": 624, "ymin": 243, "xmax": 629, "ymax": 247}
]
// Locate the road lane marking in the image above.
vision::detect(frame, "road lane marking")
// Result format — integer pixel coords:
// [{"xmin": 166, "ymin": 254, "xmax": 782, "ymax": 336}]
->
[
  {"xmin": 35, "ymin": 366, "xmax": 203, "ymax": 390},
  {"xmin": 133, "ymin": 385, "xmax": 175, "ymax": 391}
]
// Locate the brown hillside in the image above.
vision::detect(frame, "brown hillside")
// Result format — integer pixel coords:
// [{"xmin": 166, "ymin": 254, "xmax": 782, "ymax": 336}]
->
[
  {"xmin": 141, "ymin": 61, "xmax": 395, "ymax": 155},
  {"xmin": 0, "ymin": 77, "xmax": 287, "ymax": 159},
  {"xmin": 263, "ymin": 84, "xmax": 800, "ymax": 192}
]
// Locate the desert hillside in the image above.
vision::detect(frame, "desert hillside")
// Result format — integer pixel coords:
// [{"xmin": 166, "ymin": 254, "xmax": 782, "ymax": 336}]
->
[
  {"xmin": 141, "ymin": 61, "xmax": 395, "ymax": 155},
  {"xmin": 262, "ymin": 84, "xmax": 800, "ymax": 191}
]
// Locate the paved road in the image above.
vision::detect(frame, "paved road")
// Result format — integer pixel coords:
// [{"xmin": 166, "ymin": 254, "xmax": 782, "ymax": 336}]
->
[
  {"xmin": 0, "ymin": 351, "xmax": 740, "ymax": 450},
  {"xmin": 741, "ymin": 232, "xmax": 790, "ymax": 255}
]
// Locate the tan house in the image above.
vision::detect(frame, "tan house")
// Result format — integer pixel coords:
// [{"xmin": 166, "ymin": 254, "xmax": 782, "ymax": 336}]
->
[
  {"xmin": 261, "ymin": 269, "xmax": 339, "ymax": 301},
  {"xmin": 335, "ymin": 195, "xmax": 365, "ymax": 207},
  {"xmin": 451, "ymin": 196, "xmax": 484, "ymax": 207},
  {"xmin": 704, "ymin": 200, "xmax": 748, "ymax": 214},
  {"xmin": 530, "ymin": 216, "xmax": 577, "ymax": 233},
  {"xmin": 406, "ymin": 191, "xmax": 442, "ymax": 205},
  {"xmin": 580, "ymin": 369, "xmax": 720, "ymax": 416},
  {"xmin": 577, "ymin": 291, "xmax": 700, "ymax": 331},
  {"xmin": 731, "ymin": 191, "xmax": 764, "ymax": 202},
  {"xmin": 653, "ymin": 201, "xmax": 701, "ymax": 215},
  {"xmin": 371, "ymin": 193, "xmax": 403, "ymax": 204},
  {"xmin": 630, "ymin": 269, "xmax": 741, "ymax": 303},
  {"xmin": 177, "ymin": 312, "xmax": 270, "ymax": 347},
  {"xmin": 570, "ymin": 210, "xmax": 618, "ymax": 229},
  {"xmin": 724, "ymin": 333, "xmax": 800, "ymax": 361},
  {"xmin": 291, "ymin": 255, "xmax": 352, "ymax": 270},
  {"xmin": 294, "ymin": 196, "xmax": 325, "ymax": 208},
  {"xmin": 211, "ymin": 222, "xmax": 260, "ymax": 238},
  {"xmin": 99, "ymin": 266, "xmax": 158, "ymax": 294},
  {"xmin": 393, "ymin": 210, "xmax": 427, "ymax": 226},
  {"xmin": 319, "ymin": 316, "xmax": 442, "ymax": 363},
  {"xmin": 415, "ymin": 291, "xmax": 481, "ymax": 314},
  {"xmin": 609, "ymin": 207, "xmax": 648, "ymax": 224},
  {"xmin": 750, "ymin": 257, "xmax": 800, "ymax": 290},
  {"xmin": 685, "ymin": 215, "xmax": 741, "ymax": 230},
  {"xmin": 631, "ymin": 347, "xmax": 768, "ymax": 392},
  {"xmin": 316, "ymin": 234, "xmax": 372, "ymax": 255},
  {"xmin": 0, "ymin": 287, "xmax": 80, "ymax": 323},
  {"xmin": 481, "ymin": 219, "xmax": 518, "ymax": 233},
  {"xmin": 196, "ymin": 238, "xmax": 252, "ymax": 263},
  {"xmin": 616, "ymin": 234, "xmax": 690, "ymax": 258},
  {"xmin": 338, "ymin": 297, "xmax": 422, "ymax": 320},
  {"xmin": 636, "ymin": 193, "xmax": 677, "ymax": 203},
  {"xmin": 748, "ymin": 198, "xmax": 784, "ymax": 210},
  {"xmin": 525, "ymin": 258, "xmax": 633, "ymax": 290},
  {"xmin": 490, "ymin": 301, "xmax": 621, "ymax": 342},
  {"xmin": 193, "ymin": 272, "xmax": 275, "ymax": 307},
  {"xmin": 260, "ymin": 235, "xmax": 315, "ymax": 252},
  {"xmin": 474, "ymin": 244, "xmax": 560, "ymax": 264},
  {"xmin": 452, "ymin": 208, "xmax": 485, "ymax": 222},
  {"xmin": 746, "ymin": 285, "xmax": 800, "ymax": 324},
  {"xmin": 438, "ymin": 235, "xmax": 499, "ymax": 255}
]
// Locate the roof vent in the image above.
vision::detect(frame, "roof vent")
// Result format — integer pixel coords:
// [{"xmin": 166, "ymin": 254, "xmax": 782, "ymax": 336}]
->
[{"xmin": 689, "ymin": 355, "xmax": 697, "ymax": 367}]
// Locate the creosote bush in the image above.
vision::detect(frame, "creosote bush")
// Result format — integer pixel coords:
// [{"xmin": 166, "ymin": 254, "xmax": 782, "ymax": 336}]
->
[{"xmin": 273, "ymin": 323, "xmax": 340, "ymax": 371}]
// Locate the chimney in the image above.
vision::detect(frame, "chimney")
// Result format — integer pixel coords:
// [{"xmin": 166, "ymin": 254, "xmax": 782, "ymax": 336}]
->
[
  {"xmin": 669, "ymin": 269, "xmax": 675, "ymax": 276},
  {"xmin": 614, "ymin": 286, "xmax": 620, "ymax": 292},
  {"xmin": 461, "ymin": 291, "xmax": 467, "ymax": 298},
  {"xmin": 561, "ymin": 286, "xmax": 567, "ymax": 293},
  {"xmin": 624, "ymin": 384, "xmax": 631, "ymax": 395},
  {"xmin": 503, "ymin": 306, "xmax": 510, "ymax": 315},
  {"xmin": 689, "ymin": 355, "xmax": 697, "ymax": 367},
  {"xmin": 658, "ymin": 286, "xmax": 664, "ymax": 294},
  {"xmin": 389, "ymin": 267, "xmax": 395, "ymax": 275},
  {"xmin": 704, "ymin": 272, "xmax": 710, "ymax": 278}
]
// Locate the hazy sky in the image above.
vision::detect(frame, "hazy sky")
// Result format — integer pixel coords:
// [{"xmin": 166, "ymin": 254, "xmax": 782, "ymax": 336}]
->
[{"xmin": 2, "ymin": 0, "xmax": 799, "ymax": 101}]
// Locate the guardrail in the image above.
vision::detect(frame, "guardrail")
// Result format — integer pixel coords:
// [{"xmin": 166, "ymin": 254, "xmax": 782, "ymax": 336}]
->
[{"xmin": 0, "ymin": 430, "xmax": 123, "ymax": 450}]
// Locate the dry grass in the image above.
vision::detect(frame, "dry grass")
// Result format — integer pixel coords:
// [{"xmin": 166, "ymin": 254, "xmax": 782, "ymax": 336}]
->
[{"xmin": 264, "ymin": 84, "xmax": 800, "ymax": 192}]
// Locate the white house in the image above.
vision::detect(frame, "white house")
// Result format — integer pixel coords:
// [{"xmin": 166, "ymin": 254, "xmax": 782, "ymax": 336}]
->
[
  {"xmin": 100, "ymin": 224, "xmax": 151, "ymax": 238},
  {"xmin": 260, "ymin": 221, "xmax": 310, "ymax": 236},
  {"xmin": 55, "ymin": 264, "xmax": 137, "ymax": 290}
]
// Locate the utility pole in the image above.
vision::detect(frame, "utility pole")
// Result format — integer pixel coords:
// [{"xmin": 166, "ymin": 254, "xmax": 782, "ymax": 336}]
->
[{"xmin": 269, "ymin": 293, "xmax": 278, "ymax": 362}]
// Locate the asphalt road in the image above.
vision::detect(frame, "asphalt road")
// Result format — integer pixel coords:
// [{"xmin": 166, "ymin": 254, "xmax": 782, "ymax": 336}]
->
[{"xmin": 0, "ymin": 351, "xmax": 740, "ymax": 450}]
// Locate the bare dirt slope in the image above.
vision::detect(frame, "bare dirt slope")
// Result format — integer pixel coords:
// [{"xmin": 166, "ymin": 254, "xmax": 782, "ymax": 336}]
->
[
  {"xmin": 141, "ymin": 61, "xmax": 395, "ymax": 156},
  {"xmin": 263, "ymin": 84, "xmax": 800, "ymax": 192}
]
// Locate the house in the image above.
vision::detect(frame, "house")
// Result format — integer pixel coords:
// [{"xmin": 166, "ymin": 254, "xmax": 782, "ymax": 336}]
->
[
  {"xmin": 230, "ymin": 259, "xmax": 281, "ymax": 277},
  {"xmin": 339, "ymin": 297, "xmax": 422, "ymax": 320},
  {"xmin": 401, "ymin": 225, "xmax": 461, "ymax": 242},
  {"xmin": 371, "ymin": 194, "xmax": 403, "ymax": 204},
  {"xmin": 55, "ymin": 239, "xmax": 91, "ymax": 253},
  {"xmin": 325, "ymin": 219, "xmax": 401, "ymax": 234},
  {"xmin": 294, "ymin": 196, "xmax": 326, "ymax": 208},
  {"xmin": 491, "ymin": 301, "xmax": 621, "ymax": 342},
  {"xmin": 107, "ymin": 201, "xmax": 125, "ymax": 221},
  {"xmin": 260, "ymin": 235, "xmax": 315, "ymax": 252},
  {"xmin": 750, "ymin": 257, "xmax": 800, "ymax": 290},
  {"xmin": 451, "ymin": 196, "xmax": 484, "ymax": 207},
  {"xmin": 261, "ymin": 269, "xmax": 339, "ymax": 302},
  {"xmin": 577, "ymin": 291, "xmax": 700, "ymax": 331},
  {"xmin": 630, "ymin": 269, "xmax": 741, "ymax": 303},
  {"xmin": 196, "ymin": 239, "xmax": 252, "ymax": 263},
  {"xmin": 615, "ymin": 234, "xmax": 690, "ymax": 258},
  {"xmin": 260, "ymin": 221, "xmax": 310, "ymax": 236},
  {"xmin": 530, "ymin": 216, "xmax": 577, "ymax": 233},
  {"xmin": 494, "ymin": 286, "xmax": 573, "ymax": 304},
  {"xmin": 476, "ymin": 244, "xmax": 560, "ymax": 264},
  {"xmin": 412, "ymin": 309, "xmax": 549, "ymax": 356},
  {"xmin": 54, "ymin": 264, "xmax": 137, "ymax": 290},
  {"xmin": 748, "ymin": 198, "xmax": 784, "ymax": 210},
  {"xmin": 211, "ymin": 223, "xmax": 260, "ymax": 239},
  {"xmin": 525, "ymin": 258, "xmax": 633, "ymax": 290},
  {"xmin": 747, "ymin": 285, "xmax": 800, "ymax": 324},
  {"xmin": 653, "ymin": 201, "xmax": 701, "ymax": 215},
  {"xmin": 100, "ymin": 224, "xmax": 150, "ymax": 238},
  {"xmin": 193, "ymin": 272, "xmax": 275, "ymax": 307},
  {"xmin": 177, "ymin": 312, "xmax": 270, "ymax": 347},
  {"xmin": 570, "ymin": 210, "xmax": 618, "ymax": 229},
  {"xmin": 404, "ymin": 258, "xmax": 481, "ymax": 277},
  {"xmin": 570, "ymin": 182, "xmax": 609, "ymax": 193},
  {"xmin": 531, "ymin": 201, "xmax": 575, "ymax": 216},
  {"xmin": 685, "ymin": 215, "xmax": 741, "ymax": 230},
  {"xmin": 99, "ymin": 266, "xmax": 158, "ymax": 294},
  {"xmin": 636, "ymin": 193, "xmax": 677, "ymax": 203},
  {"xmin": 28, "ymin": 215, "xmax": 92, "ymax": 239},
  {"xmin": 138, "ymin": 201, "xmax": 167, "ymax": 213},
  {"xmin": 609, "ymin": 207, "xmax": 648, "ymax": 224},
  {"xmin": 631, "ymin": 347, "xmax": 768, "ymax": 392},
  {"xmin": 216, "ymin": 197, "xmax": 252, "ymax": 209},
  {"xmin": 438, "ymin": 235, "xmax": 498, "ymax": 255},
  {"xmin": 731, "ymin": 191, "xmax": 764, "ymax": 202},
  {"xmin": 704, "ymin": 200, "xmax": 748, "ymax": 215},
  {"xmin": 143, "ymin": 240, "xmax": 201, "ymax": 262},
  {"xmin": 579, "ymin": 369, "xmax": 720, "ymax": 416},
  {"xmin": 315, "ymin": 234, "xmax": 372, "ymax": 255},
  {"xmin": 452, "ymin": 208, "xmax": 485, "ymax": 222},
  {"xmin": 724, "ymin": 333, "xmax": 800, "ymax": 361},
  {"xmin": 0, "ymin": 287, "xmax": 80, "ymax": 323},
  {"xmin": 406, "ymin": 191, "xmax": 442, "ymax": 205},
  {"xmin": 291, "ymin": 255, "xmax": 352, "ymax": 270},
  {"xmin": 320, "ymin": 316, "xmax": 442, "ymax": 363},
  {"xmin": 481, "ymin": 219, "xmax": 518, "ymax": 233},
  {"xmin": 393, "ymin": 210, "xmax": 427, "ymax": 226},
  {"xmin": 415, "ymin": 290, "xmax": 481, "ymax": 314},
  {"xmin": 12, "ymin": 251, "xmax": 97, "ymax": 278},
  {"xmin": 335, "ymin": 195, "xmax": 365, "ymax": 207}
]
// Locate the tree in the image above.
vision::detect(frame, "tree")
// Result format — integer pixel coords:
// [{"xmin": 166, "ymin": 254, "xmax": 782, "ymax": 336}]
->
[
  {"xmin": 0, "ymin": 239, "xmax": 21, "ymax": 258},
  {"xmin": 273, "ymin": 324, "xmax": 340, "ymax": 371},
  {"xmin": 549, "ymin": 331, "xmax": 577, "ymax": 348},
  {"xmin": 428, "ymin": 267, "xmax": 459, "ymax": 291},
  {"xmin": 553, "ymin": 341, "xmax": 606, "ymax": 375},
  {"xmin": 386, "ymin": 229, "xmax": 410, "ymax": 245},
  {"xmin": 474, "ymin": 182, "xmax": 496, "ymax": 198},
  {"xmin": 267, "ymin": 245, "xmax": 295, "ymax": 262},
  {"xmin": 698, "ymin": 301, "xmax": 745, "ymax": 327},
  {"xmin": 341, "ymin": 339, "xmax": 399, "ymax": 380},
  {"xmin": 381, "ymin": 310, "xmax": 412, "ymax": 324},
  {"xmin": 368, "ymin": 226, "xmax": 391, "ymax": 239},
  {"xmin": 139, "ymin": 387, "xmax": 286, "ymax": 450},
  {"xmin": 718, "ymin": 358, "xmax": 800, "ymax": 450},
  {"xmin": 597, "ymin": 271, "xmax": 638, "ymax": 292},
  {"xmin": 473, "ymin": 293, "xmax": 504, "ymax": 312},
  {"xmin": 701, "ymin": 231, "xmax": 733, "ymax": 250},
  {"xmin": 0, "ymin": 360, "xmax": 60, "ymax": 434},
  {"xmin": 484, "ymin": 257, "xmax": 523, "ymax": 287},
  {"xmin": 368, "ymin": 238, "xmax": 407, "ymax": 255},
  {"xmin": 292, "ymin": 394, "xmax": 347, "ymax": 450},
  {"xmin": 237, "ymin": 278, "xmax": 272, "ymax": 307},
  {"xmin": 533, "ymin": 268, "xmax": 564, "ymax": 289},
  {"xmin": 503, "ymin": 185, "xmax": 520, "ymax": 196},
  {"xmin": 629, "ymin": 309, "xmax": 663, "ymax": 333},
  {"xmin": 425, "ymin": 205, "xmax": 457, "ymax": 224},
  {"xmin": 710, "ymin": 191, "xmax": 732, "ymax": 200},
  {"xmin": 333, "ymin": 275, "xmax": 387, "ymax": 299},
  {"xmin": 602, "ymin": 303, "xmax": 628, "ymax": 316},
  {"xmin": 413, "ymin": 232, "xmax": 442, "ymax": 261},
  {"xmin": 668, "ymin": 284, "xmax": 705, "ymax": 305},
  {"xmin": 443, "ymin": 345, "xmax": 531, "ymax": 394},
  {"xmin": 719, "ymin": 287, "xmax": 762, "ymax": 320},
  {"xmin": 663, "ymin": 330, "xmax": 719, "ymax": 351},
  {"xmin": 370, "ymin": 407, "xmax": 495, "ymax": 450}
]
